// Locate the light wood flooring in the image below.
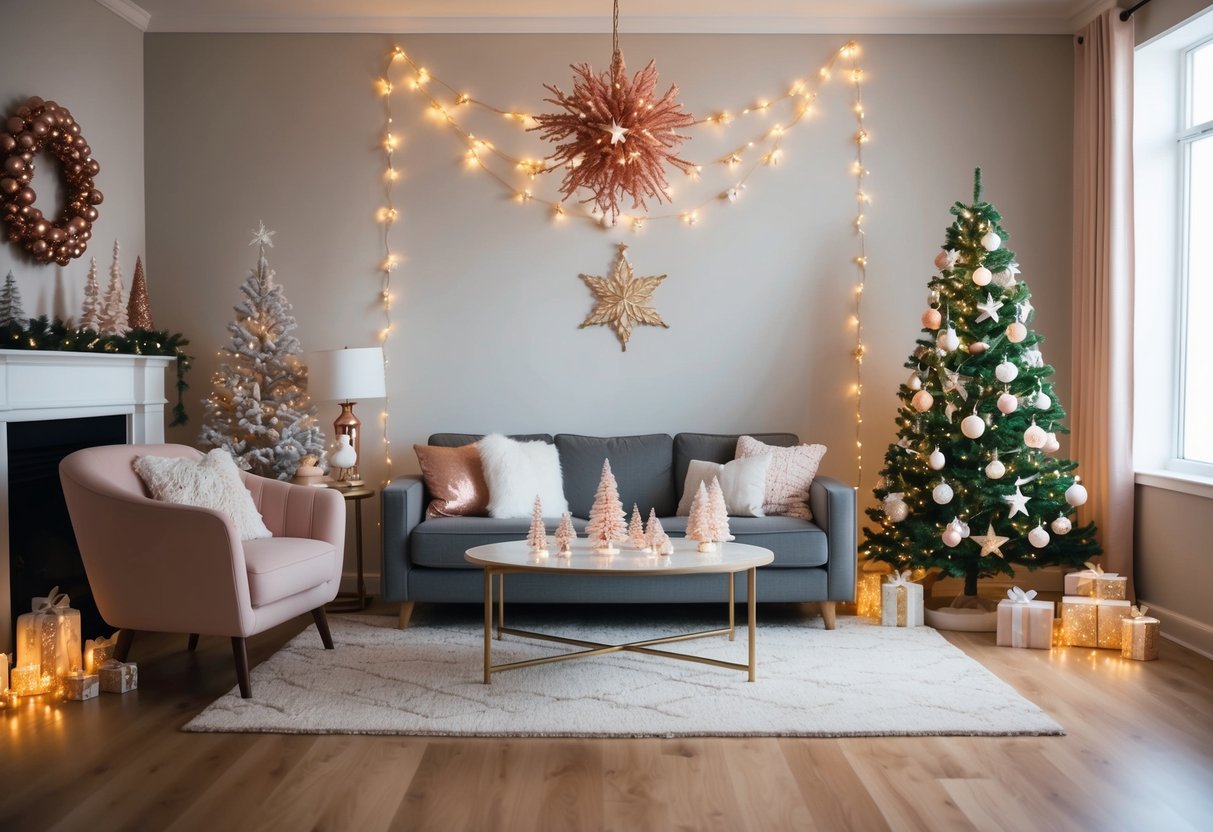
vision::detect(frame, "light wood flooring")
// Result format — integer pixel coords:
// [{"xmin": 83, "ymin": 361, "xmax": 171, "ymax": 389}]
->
[{"xmin": 2, "ymin": 602, "xmax": 1211, "ymax": 832}]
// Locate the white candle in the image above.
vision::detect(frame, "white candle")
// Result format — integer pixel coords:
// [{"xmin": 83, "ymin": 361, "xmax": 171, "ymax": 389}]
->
[
  {"xmin": 84, "ymin": 643, "xmax": 95, "ymax": 675},
  {"xmin": 1, "ymin": 652, "xmax": 8, "ymax": 692}
]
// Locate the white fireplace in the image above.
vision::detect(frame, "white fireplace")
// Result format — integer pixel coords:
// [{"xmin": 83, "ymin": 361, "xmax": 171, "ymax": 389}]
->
[{"xmin": 0, "ymin": 349, "xmax": 174, "ymax": 651}]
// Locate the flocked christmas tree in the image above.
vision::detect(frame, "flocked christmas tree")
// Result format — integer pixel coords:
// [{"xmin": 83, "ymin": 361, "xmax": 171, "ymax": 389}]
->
[
  {"xmin": 861, "ymin": 170, "xmax": 1099, "ymax": 597},
  {"xmin": 585, "ymin": 459, "xmax": 627, "ymax": 553},
  {"xmin": 708, "ymin": 478, "xmax": 734, "ymax": 544},
  {"xmin": 555, "ymin": 511, "xmax": 576, "ymax": 556},
  {"xmin": 685, "ymin": 481, "xmax": 715, "ymax": 552},
  {"xmin": 627, "ymin": 504, "xmax": 647, "ymax": 549},
  {"xmin": 98, "ymin": 240, "xmax": 129, "ymax": 336},
  {"xmin": 527, "ymin": 496, "xmax": 548, "ymax": 554},
  {"xmin": 198, "ymin": 223, "xmax": 325, "ymax": 479},
  {"xmin": 0, "ymin": 271, "xmax": 29, "ymax": 329},
  {"xmin": 79, "ymin": 257, "xmax": 101, "ymax": 330},
  {"xmin": 645, "ymin": 508, "xmax": 665, "ymax": 553}
]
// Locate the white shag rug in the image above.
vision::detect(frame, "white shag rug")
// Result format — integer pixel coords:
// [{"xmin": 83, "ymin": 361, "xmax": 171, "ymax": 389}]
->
[{"xmin": 184, "ymin": 613, "xmax": 1062, "ymax": 737}]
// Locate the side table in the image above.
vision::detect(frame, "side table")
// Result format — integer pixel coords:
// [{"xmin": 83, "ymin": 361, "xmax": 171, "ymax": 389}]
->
[{"xmin": 327, "ymin": 486, "xmax": 375, "ymax": 612}]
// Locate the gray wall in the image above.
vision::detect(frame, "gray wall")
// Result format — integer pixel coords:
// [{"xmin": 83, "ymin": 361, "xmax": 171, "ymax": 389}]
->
[
  {"xmin": 145, "ymin": 33, "xmax": 1075, "ymax": 540},
  {"xmin": 1, "ymin": 0, "xmax": 145, "ymax": 324}
]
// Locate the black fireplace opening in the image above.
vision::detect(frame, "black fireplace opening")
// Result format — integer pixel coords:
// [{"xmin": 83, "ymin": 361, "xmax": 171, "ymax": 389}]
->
[{"xmin": 8, "ymin": 415, "xmax": 127, "ymax": 640}]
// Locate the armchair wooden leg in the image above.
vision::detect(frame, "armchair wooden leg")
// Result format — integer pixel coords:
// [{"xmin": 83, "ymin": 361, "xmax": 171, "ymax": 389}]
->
[
  {"xmin": 187, "ymin": 633, "xmax": 199, "ymax": 652},
  {"xmin": 312, "ymin": 607, "xmax": 335, "ymax": 650},
  {"xmin": 115, "ymin": 629, "xmax": 136, "ymax": 662},
  {"xmin": 398, "ymin": 601, "xmax": 416, "ymax": 629},
  {"xmin": 820, "ymin": 601, "xmax": 837, "ymax": 630},
  {"xmin": 231, "ymin": 637, "xmax": 252, "ymax": 699}
]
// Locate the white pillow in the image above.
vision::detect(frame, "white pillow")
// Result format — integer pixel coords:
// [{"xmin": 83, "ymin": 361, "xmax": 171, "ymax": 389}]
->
[
  {"xmin": 134, "ymin": 449, "xmax": 273, "ymax": 540},
  {"xmin": 476, "ymin": 434, "xmax": 569, "ymax": 519},
  {"xmin": 676, "ymin": 455, "xmax": 772, "ymax": 517}
]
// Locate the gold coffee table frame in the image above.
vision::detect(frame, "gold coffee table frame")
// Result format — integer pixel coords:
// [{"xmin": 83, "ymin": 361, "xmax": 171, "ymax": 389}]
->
[{"xmin": 465, "ymin": 540, "xmax": 775, "ymax": 684}]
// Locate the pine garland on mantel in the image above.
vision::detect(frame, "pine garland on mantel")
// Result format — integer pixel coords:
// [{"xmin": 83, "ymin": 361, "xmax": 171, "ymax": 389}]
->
[{"xmin": 0, "ymin": 316, "xmax": 193, "ymax": 426}]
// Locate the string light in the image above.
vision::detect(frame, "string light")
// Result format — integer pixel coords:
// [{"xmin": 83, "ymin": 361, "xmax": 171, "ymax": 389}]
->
[{"xmin": 848, "ymin": 42, "xmax": 870, "ymax": 489}]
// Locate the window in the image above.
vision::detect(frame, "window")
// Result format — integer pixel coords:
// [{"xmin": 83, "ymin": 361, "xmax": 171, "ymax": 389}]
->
[{"xmin": 1179, "ymin": 39, "xmax": 1213, "ymax": 469}]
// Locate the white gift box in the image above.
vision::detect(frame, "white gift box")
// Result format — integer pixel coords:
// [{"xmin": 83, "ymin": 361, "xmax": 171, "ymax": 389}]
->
[
  {"xmin": 881, "ymin": 572, "xmax": 924, "ymax": 627},
  {"xmin": 996, "ymin": 588, "xmax": 1055, "ymax": 649}
]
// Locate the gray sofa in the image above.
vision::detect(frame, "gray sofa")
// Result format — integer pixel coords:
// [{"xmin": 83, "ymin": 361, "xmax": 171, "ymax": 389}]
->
[{"xmin": 381, "ymin": 433, "xmax": 856, "ymax": 627}]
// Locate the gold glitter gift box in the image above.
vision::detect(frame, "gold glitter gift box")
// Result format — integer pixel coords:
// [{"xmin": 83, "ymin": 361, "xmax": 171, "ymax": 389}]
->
[
  {"xmin": 880, "ymin": 571, "xmax": 923, "ymax": 627},
  {"xmin": 1121, "ymin": 605, "xmax": 1160, "ymax": 661},
  {"xmin": 1063, "ymin": 562, "xmax": 1127, "ymax": 600},
  {"xmin": 63, "ymin": 671, "xmax": 100, "ymax": 701},
  {"xmin": 1061, "ymin": 596, "xmax": 1132, "ymax": 649},
  {"xmin": 99, "ymin": 660, "xmax": 137, "ymax": 694}
]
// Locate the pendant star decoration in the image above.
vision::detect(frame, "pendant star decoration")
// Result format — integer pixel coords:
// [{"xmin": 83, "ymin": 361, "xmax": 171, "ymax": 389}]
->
[
  {"xmin": 971, "ymin": 523, "xmax": 1010, "ymax": 558},
  {"xmin": 579, "ymin": 244, "xmax": 669, "ymax": 352},
  {"xmin": 975, "ymin": 292, "xmax": 1002, "ymax": 323},
  {"xmin": 249, "ymin": 221, "xmax": 276, "ymax": 252},
  {"xmin": 607, "ymin": 120, "xmax": 629, "ymax": 144},
  {"xmin": 1003, "ymin": 487, "xmax": 1031, "ymax": 519}
]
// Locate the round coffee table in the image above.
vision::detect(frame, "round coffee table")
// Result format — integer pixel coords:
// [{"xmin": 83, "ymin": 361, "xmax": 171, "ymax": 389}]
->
[{"xmin": 464, "ymin": 538, "xmax": 774, "ymax": 684}]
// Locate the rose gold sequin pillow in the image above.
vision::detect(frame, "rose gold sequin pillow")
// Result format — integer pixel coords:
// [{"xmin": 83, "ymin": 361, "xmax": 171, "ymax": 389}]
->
[
  {"xmin": 735, "ymin": 435, "xmax": 827, "ymax": 520},
  {"xmin": 414, "ymin": 444, "xmax": 490, "ymax": 519}
]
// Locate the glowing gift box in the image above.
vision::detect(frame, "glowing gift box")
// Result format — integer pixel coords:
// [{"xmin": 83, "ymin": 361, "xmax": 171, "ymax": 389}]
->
[
  {"xmin": 996, "ymin": 587, "xmax": 1055, "ymax": 649},
  {"xmin": 63, "ymin": 671, "xmax": 100, "ymax": 701},
  {"xmin": 1060, "ymin": 596, "xmax": 1132, "ymax": 649},
  {"xmin": 1063, "ymin": 561, "xmax": 1127, "ymax": 600},
  {"xmin": 99, "ymin": 660, "xmax": 137, "ymax": 694},
  {"xmin": 1121, "ymin": 605, "xmax": 1160, "ymax": 662},
  {"xmin": 84, "ymin": 632, "xmax": 121, "ymax": 675},
  {"xmin": 856, "ymin": 560, "xmax": 892, "ymax": 620},
  {"xmin": 881, "ymin": 571, "xmax": 923, "ymax": 627},
  {"xmin": 15, "ymin": 587, "xmax": 82, "ymax": 694}
]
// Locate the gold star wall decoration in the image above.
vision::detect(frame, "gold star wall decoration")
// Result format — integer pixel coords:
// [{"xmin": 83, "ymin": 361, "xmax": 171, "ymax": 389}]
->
[{"xmin": 579, "ymin": 243, "xmax": 669, "ymax": 352}]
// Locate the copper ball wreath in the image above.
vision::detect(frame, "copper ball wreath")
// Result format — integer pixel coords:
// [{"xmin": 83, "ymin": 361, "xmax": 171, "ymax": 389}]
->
[{"xmin": 1, "ymin": 96, "xmax": 103, "ymax": 266}]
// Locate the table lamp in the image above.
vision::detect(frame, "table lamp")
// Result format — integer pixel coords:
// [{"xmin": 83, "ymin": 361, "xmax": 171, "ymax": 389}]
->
[{"xmin": 307, "ymin": 347, "xmax": 386, "ymax": 487}]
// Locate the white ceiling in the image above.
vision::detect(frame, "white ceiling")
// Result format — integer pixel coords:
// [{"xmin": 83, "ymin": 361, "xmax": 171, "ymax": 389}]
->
[{"xmin": 99, "ymin": 0, "xmax": 1119, "ymax": 35}]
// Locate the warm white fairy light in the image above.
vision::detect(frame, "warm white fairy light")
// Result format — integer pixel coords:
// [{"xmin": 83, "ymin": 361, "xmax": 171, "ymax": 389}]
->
[{"xmin": 848, "ymin": 43, "xmax": 870, "ymax": 489}]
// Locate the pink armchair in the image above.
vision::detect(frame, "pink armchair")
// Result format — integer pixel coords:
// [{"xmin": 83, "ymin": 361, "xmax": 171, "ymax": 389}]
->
[{"xmin": 59, "ymin": 444, "xmax": 346, "ymax": 698}]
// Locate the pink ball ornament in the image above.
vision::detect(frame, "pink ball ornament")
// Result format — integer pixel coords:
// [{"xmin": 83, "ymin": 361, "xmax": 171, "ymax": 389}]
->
[
  {"xmin": 995, "ymin": 360, "xmax": 1019, "ymax": 383},
  {"xmin": 961, "ymin": 413, "xmax": 986, "ymax": 439},
  {"xmin": 886, "ymin": 499, "xmax": 909, "ymax": 522},
  {"xmin": 1051, "ymin": 515, "xmax": 1072, "ymax": 535},
  {"xmin": 1006, "ymin": 322, "xmax": 1028, "ymax": 343},
  {"xmin": 937, "ymin": 327, "xmax": 959, "ymax": 352},
  {"xmin": 1028, "ymin": 525, "xmax": 1050, "ymax": 548},
  {"xmin": 922, "ymin": 308, "xmax": 942, "ymax": 329},
  {"xmin": 934, "ymin": 250, "xmax": 950, "ymax": 270},
  {"xmin": 942, "ymin": 527, "xmax": 962, "ymax": 547},
  {"xmin": 907, "ymin": 372, "xmax": 923, "ymax": 391},
  {"xmin": 1034, "ymin": 390, "xmax": 1051, "ymax": 410},
  {"xmin": 1043, "ymin": 432, "xmax": 1060, "ymax": 453},
  {"xmin": 1065, "ymin": 480, "xmax": 1088, "ymax": 506},
  {"xmin": 968, "ymin": 341, "xmax": 989, "ymax": 355},
  {"xmin": 972, "ymin": 266, "xmax": 993, "ymax": 286},
  {"xmin": 912, "ymin": 390, "xmax": 934, "ymax": 412},
  {"xmin": 1024, "ymin": 421, "xmax": 1048, "ymax": 449},
  {"xmin": 997, "ymin": 392, "xmax": 1018, "ymax": 414},
  {"xmin": 981, "ymin": 230, "xmax": 1002, "ymax": 251}
]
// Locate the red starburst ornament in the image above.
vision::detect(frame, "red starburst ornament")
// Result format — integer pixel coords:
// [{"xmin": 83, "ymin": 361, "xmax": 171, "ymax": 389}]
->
[{"xmin": 531, "ymin": 2, "xmax": 694, "ymax": 223}]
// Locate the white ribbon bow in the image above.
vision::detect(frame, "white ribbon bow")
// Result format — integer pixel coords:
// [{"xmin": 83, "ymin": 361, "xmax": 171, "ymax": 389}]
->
[
  {"xmin": 1006, "ymin": 586, "xmax": 1037, "ymax": 604},
  {"xmin": 886, "ymin": 570, "xmax": 913, "ymax": 587},
  {"xmin": 1083, "ymin": 561, "xmax": 1104, "ymax": 576},
  {"xmin": 1129, "ymin": 604, "xmax": 1150, "ymax": 619}
]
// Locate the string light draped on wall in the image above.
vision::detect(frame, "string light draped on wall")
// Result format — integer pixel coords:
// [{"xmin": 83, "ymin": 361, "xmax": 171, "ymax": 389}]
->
[{"xmin": 373, "ymin": 41, "xmax": 873, "ymax": 486}]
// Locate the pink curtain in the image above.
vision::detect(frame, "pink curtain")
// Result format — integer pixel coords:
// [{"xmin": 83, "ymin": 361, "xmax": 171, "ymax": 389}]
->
[{"xmin": 1072, "ymin": 10, "xmax": 1135, "ymax": 589}]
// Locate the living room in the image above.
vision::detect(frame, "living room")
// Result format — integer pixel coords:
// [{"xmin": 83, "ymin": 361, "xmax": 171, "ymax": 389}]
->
[{"xmin": 2, "ymin": 0, "xmax": 1212, "ymax": 829}]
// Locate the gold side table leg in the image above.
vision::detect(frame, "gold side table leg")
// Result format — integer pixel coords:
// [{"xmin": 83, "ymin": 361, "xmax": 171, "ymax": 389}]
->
[
  {"xmin": 728, "ymin": 573, "xmax": 736, "ymax": 641},
  {"xmin": 483, "ymin": 568, "xmax": 493, "ymax": 684},
  {"xmin": 747, "ymin": 567, "xmax": 757, "ymax": 682},
  {"xmin": 497, "ymin": 573, "xmax": 505, "ymax": 640}
]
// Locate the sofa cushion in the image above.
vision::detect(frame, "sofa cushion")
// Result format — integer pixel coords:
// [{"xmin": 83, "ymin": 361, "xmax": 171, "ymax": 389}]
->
[
  {"xmin": 243, "ymin": 537, "xmax": 338, "ymax": 606},
  {"xmin": 428, "ymin": 433, "xmax": 553, "ymax": 448},
  {"xmin": 555, "ymin": 434, "xmax": 675, "ymax": 518},
  {"xmin": 478, "ymin": 434, "xmax": 569, "ymax": 518},
  {"xmin": 412, "ymin": 515, "xmax": 589, "ymax": 568},
  {"xmin": 673, "ymin": 433, "xmax": 799, "ymax": 503},
  {"xmin": 658, "ymin": 516, "xmax": 828, "ymax": 568},
  {"xmin": 675, "ymin": 455, "xmax": 771, "ymax": 516},
  {"xmin": 414, "ymin": 443, "xmax": 489, "ymax": 519},
  {"xmin": 736, "ymin": 435, "xmax": 826, "ymax": 521}
]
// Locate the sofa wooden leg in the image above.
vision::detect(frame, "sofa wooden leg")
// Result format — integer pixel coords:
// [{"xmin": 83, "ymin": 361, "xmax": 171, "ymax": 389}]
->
[
  {"xmin": 115, "ymin": 628, "xmax": 136, "ymax": 662},
  {"xmin": 398, "ymin": 601, "xmax": 416, "ymax": 629},
  {"xmin": 231, "ymin": 637, "xmax": 252, "ymax": 699},
  {"xmin": 312, "ymin": 607, "xmax": 335, "ymax": 650},
  {"xmin": 820, "ymin": 601, "xmax": 837, "ymax": 630},
  {"xmin": 187, "ymin": 633, "xmax": 199, "ymax": 652}
]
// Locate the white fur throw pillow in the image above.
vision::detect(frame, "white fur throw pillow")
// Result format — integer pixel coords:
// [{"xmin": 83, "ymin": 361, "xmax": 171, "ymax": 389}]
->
[
  {"xmin": 676, "ymin": 455, "xmax": 771, "ymax": 517},
  {"xmin": 477, "ymin": 434, "xmax": 569, "ymax": 519},
  {"xmin": 735, "ymin": 435, "xmax": 827, "ymax": 521},
  {"xmin": 134, "ymin": 449, "xmax": 273, "ymax": 540}
]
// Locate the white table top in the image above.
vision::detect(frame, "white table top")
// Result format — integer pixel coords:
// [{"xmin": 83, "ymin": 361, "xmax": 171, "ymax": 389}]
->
[{"xmin": 464, "ymin": 538, "xmax": 774, "ymax": 576}]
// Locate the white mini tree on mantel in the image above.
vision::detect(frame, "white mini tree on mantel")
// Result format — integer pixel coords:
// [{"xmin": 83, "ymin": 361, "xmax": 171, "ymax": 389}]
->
[
  {"xmin": 79, "ymin": 257, "xmax": 101, "ymax": 330},
  {"xmin": 585, "ymin": 459, "xmax": 627, "ymax": 554},
  {"xmin": 527, "ymin": 495, "xmax": 548, "ymax": 555},
  {"xmin": 555, "ymin": 512, "xmax": 576, "ymax": 556},
  {"xmin": 686, "ymin": 481, "xmax": 715, "ymax": 553},
  {"xmin": 627, "ymin": 504, "xmax": 647, "ymax": 550},
  {"xmin": 98, "ymin": 240, "xmax": 129, "ymax": 336}
]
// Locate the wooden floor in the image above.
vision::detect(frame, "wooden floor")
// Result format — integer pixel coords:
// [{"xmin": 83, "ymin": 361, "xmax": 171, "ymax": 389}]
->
[{"xmin": 2, "ymin": 603, "xmax": 1212, "ymax": 832}]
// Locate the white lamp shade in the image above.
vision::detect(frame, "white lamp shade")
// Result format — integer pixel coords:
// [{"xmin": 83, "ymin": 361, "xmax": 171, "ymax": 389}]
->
[{"xmin": 308, "ymin": 347, "xmax": 386, "ymax": 402}]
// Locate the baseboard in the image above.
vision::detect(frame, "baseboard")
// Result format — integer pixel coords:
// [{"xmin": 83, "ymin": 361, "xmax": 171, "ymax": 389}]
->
[
  {"xmin": 1136, "ymin": 600, "xmax": 1213, "ymax": 661},
  {"xmin": 342, "ymin": 571, "xmax": 382, "ymax": 598}
]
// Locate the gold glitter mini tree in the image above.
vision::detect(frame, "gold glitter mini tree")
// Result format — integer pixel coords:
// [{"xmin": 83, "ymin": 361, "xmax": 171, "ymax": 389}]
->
[{"xmin": 127, "ymin": 255, "xmax": 154, "ymax": 330}]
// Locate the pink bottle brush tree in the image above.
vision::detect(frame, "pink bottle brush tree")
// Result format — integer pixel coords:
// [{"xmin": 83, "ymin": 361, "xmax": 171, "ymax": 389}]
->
[{"xmin": 586, "ymin": 459, "xmax": 627, "ymax": 553}]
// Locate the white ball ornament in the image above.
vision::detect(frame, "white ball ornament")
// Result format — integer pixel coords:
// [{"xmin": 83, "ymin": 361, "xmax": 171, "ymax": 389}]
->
[
  {"xmin": 1007, "ymin": 322, "xmax": 1028, "ymax": 343},
  {"xmin": 1051, "ymin": 514, "xmax": 1072, "ymax": 535},
  {"xmin": 1035, "ymin": 390, "xmax": 1052, "ymax": 410},
  {"xmin": 912, "ymin": 390, "xmax": 934, "ymax": 412},
  {"xmin": 997, "ymin": 392, "xmax": 1019, "ymax": 414},
  {"xmin": 985, "ymin": 458, "xmax": 1006, "ymax": 479},
  {"xmin": 1065, "ymin": 479, "xmax": 1089, "ymax": 507},
  {"xmin": 942, "ymin": 527, "xmax": 962, "ymax": 547},
  {"xmin": 1043, "ymin": 432, "xmax": 1060, "ymax": 453},
  {"xmin": 981, "ymin": 229, "xmax": 1002, "ymax": 251},
  {"xmin": 995, "ymin": 360, "xmax": 1019, "ymax": 383},
  {"xmin": 932, "ymin": 482, "xmax": 954, "ymax": 505},
  {"xmin": 961, "ymin": 413, "xmax": 986, "ymax": 439},
  {"xmin": 972, "ymin": 266, "xmax": 993, "ymax": 286},
  {"xmin": 1024, "ymin": 421, "xmax": 1048, "ymax": 449},
  {"xmin": 886, "ymin": 499, "xmax": 909, "ymax": 522},
  {"xmin": 928, "ymin": 447, "xmax": 946, "ymax": 470},
  {"xmin": 1028, "ymin": 525, "xmax": 1051, "ymax": 549},
  {"xmin": 922, "ymin": 308, "xmax": 942, "ymax": 329},
  {"xmin": 907, "ymin": 372, "xmax": 923, "ymax": 391},
  {"xmin": 937, "ymin": 327, "xmax": 959, "ymax": 352}
]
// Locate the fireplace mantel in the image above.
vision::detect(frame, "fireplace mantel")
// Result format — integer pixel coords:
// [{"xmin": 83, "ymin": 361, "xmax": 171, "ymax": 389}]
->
[{"xmin": 1, "ymin": 349, "xmax": 175, "ymax": 650}]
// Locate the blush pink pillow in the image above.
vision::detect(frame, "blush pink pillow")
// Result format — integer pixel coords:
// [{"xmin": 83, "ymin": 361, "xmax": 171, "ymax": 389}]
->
[{"xmin": 735, "ymin": 435, "xmax": 827, "ymax": 520}]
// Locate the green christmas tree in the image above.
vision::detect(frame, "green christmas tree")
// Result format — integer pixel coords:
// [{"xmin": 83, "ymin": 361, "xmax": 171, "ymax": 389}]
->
[
  {"xmin": 198, "ymin": 223, "xmax": 324, "ymax": 479},
  {"xmin": 861, "ymin": 170, "xmax": 1099, "ymax": 597}
]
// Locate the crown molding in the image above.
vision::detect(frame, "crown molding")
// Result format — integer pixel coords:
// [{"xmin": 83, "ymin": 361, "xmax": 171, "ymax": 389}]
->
[
  {"xmin": 139, "ymin": 13, "xmax": 1081, "ymax": 36},
  {"xmin": 94, "ymin": 0, "xmax": 151, "ymax": 31},
  {"xmin": 1068, "ymin": 0, "xmax": 1119, "ymax": 33}
]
